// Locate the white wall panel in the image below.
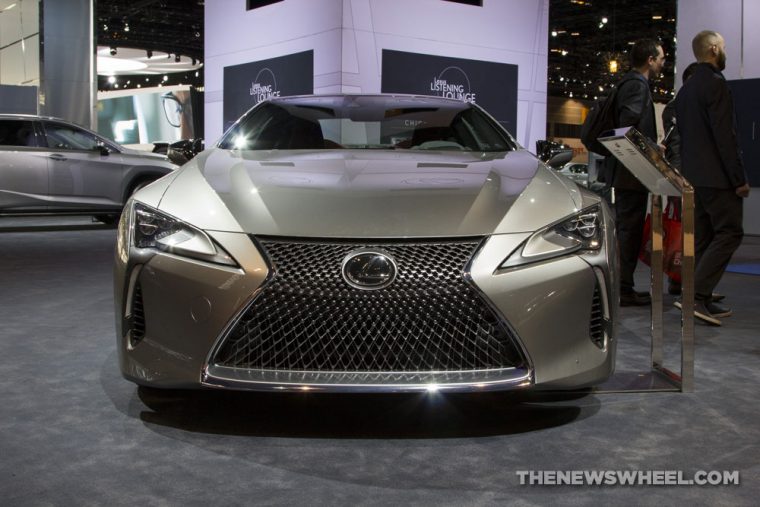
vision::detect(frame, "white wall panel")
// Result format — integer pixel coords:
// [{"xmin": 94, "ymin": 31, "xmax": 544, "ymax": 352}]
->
[
  {"xmin": 742, "ymin": 0, "xmax": 760, "ymax": 78},
  {"xmin": 0, "ymin": 2, "xmax": 22, "ymax": 46},
  {"xmin": 21, "ymin": 0, "xmax": 37, "ymax": 39},
  {"xmin": 0, "ymin": 43, "xmax": 25, "ymax": 84},
  {"xmin": 675, "ymin": 0, "xmax": 742, "ymax": 83},
  {"xmin": 206, "ymin": 0, "xmax": 548, "ymax": 148}
]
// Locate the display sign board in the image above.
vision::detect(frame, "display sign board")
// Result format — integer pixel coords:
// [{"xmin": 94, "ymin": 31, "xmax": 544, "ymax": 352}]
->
[
  {"xmin": 223, "ymin": 50, "xmax": 314, "ymax": 131},
  {"xmin": 98, "ymin": 86, "xmax": 199, "ymax": 145},
  {"xmin": 727, "ymin": 78, "xmax": 760, "ymax": 187},
  {"xmin": 599, "ymin": 127, "xmax": 690, "ymax": 196},
  {"xmin": 381, "ymin": 49, "xmax": 518, "ymax": 136}
]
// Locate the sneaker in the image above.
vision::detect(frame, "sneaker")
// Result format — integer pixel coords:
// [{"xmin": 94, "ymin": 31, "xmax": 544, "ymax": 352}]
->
[
  {"xmin": 666, "ymin": 284, "xmax": 724, "ymax": 302},
  {"xmin": 620, "ymin": 291, "xmax": 651, "ymax": 306},
  {"xmin": 674, "ymin": 300, "xmax": 721, "ymax": 326},
  {"xmin": 706, "ymin": 301, "xmax": 732, "ymax": 318}
]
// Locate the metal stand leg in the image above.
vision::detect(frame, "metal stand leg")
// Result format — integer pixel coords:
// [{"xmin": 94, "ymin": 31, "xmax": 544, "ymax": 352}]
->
[
  {"xmin": 650, "ymin": 194, "xmax": 664, "ymax": 368},
  {"xmin": 680, "ymin": 190, "xmax": 695, "ymax": 392}
]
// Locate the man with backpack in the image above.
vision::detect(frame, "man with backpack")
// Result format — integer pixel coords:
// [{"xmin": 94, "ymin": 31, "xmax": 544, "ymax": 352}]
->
[{"xmin": 600, "ymin": 39, "xmax": 665, "ymax": 306}]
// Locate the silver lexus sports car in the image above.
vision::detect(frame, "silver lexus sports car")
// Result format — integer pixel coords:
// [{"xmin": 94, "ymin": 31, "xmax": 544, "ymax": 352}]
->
[{"xmin": 115, "ymin": 94, "xmax": 617, "ymax": 392}]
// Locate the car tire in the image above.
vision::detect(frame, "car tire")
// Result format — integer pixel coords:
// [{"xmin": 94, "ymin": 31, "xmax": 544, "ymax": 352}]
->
[
  {"xmin": 94, "ymin": 179, "xmax": 156, "ymax": 225},
  {"xmin": 128, "ymin": 179, "xmax": 154, "ymax": 198},
  {"xmin": 94, "ymin": 213, "xmax": 120, "ymax": 225}
]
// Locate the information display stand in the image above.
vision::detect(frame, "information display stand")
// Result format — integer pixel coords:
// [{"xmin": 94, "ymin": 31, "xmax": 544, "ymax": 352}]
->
[{"xmin": 595, "ymin": 127, "xmax": 695, "ymax": 393}]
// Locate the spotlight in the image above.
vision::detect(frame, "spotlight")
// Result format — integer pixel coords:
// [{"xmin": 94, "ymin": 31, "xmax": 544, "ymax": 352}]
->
[
  {"xmin": 146, "ymin": 50, "xmax": 153, "ymax": 58},
  {"xmin": 175, "ymin": 54, "xmax": 181, "ymax": 63},
  {"xmin": 109, "ymin": 47, "xmax": 117, "ymax": 56}
]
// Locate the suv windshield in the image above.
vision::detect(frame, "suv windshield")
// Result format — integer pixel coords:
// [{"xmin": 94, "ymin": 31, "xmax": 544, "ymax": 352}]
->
[{"xmin": 218, "ymin": 95, "xmax": 516, "ymax": 152}]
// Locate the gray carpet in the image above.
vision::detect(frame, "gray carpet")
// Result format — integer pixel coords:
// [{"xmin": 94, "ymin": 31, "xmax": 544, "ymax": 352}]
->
[{"xmin": 1, "ymin": 218, "xmax": 758, "ymax": 506}]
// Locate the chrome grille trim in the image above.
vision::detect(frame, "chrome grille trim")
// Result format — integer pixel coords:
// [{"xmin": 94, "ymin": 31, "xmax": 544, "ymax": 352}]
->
[
  {"xmin": 208, "ymin": 236, "xmax": 528, "ymax": 379},
  {"xmin": 203, "ymin": 365, "xmax": 532, "ymax": 393}
]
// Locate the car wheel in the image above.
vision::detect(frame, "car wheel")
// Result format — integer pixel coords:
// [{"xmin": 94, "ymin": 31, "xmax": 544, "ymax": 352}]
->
[
  {"xmin": 93, "ymin": 213, "xmax": 120, "ymax": 225},
  {"xmin": 129, "ymin": 179, "xmax": 154, "ymax": 197}
]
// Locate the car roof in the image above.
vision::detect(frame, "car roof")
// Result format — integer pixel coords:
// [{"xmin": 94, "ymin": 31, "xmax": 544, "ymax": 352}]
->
[
  {"xmin": 266, "ymin": 93, "xmax": 476, "ymax": 107},
  {"xmin": 0, "ymin": 113, "xmax": 84, "ymax": 125}
]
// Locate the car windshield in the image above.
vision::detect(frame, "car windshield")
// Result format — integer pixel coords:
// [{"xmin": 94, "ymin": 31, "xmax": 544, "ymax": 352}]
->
[{"xmin": 218, "ymin": 95, "xmax": 516, "ymax": 152}]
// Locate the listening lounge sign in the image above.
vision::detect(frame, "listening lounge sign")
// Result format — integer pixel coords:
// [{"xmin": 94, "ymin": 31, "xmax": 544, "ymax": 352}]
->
[
  {"xmin": 381, "ymin": 49, "xmax": 518, "ymax": 135},
  {"xmin": 223, "ymin": 50, "xmax": 314, "ymax": 130}
]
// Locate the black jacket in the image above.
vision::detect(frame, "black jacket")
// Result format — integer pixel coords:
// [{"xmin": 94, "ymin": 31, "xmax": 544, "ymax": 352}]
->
[
  {"xmin": 662, "ymin": 99, "xmax": 681, "ymax": 169},
  {"xmin": 605, "ymin": 71, "xmax": 657, "ymax": 191},
  {"xmin": 674, "ymin": 62, "xmax": 747, "ymax": 189}
]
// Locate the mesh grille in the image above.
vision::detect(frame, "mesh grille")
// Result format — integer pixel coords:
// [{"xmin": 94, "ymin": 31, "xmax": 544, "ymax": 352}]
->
[
  {"xmin": 212, "ymin": 237, "xmax": 524, "ymax": 372},
  {"xmin": 590, "ymin": 283, "xmax": 605, "ymax": 349}
]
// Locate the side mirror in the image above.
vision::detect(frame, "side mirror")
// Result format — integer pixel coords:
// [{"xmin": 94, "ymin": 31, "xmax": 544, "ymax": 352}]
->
[{"xmin": 546, "ymin": 149, "xmax": 573, "ymax": 168}]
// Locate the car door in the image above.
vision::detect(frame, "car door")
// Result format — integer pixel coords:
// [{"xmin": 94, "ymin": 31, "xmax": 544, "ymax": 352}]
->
[
  {"xmin": 0, "ymin": 118, "xmax": 49, "ymax": 210},
  {"xmin": 40, "ymin": 120, "xmax": 125, "ymax": 210}
]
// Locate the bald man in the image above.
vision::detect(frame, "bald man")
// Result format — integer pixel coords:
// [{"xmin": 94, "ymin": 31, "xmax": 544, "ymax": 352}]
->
[{"xmin": 674, "ymin": 30, "xmax": 750, "ymax": 325}]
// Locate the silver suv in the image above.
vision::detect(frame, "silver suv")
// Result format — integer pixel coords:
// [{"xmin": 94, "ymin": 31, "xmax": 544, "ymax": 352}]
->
[{"xmin": 0, "ymin": 114, "xmax": 178, "ymax": 220}]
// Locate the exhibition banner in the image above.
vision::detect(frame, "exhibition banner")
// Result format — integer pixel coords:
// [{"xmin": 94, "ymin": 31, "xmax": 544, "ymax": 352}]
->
[
  {"xmin": 381, "ymin": 49, "xmax": 518, "ymax": 136},
  {"xmin": 223, "ymin": 50, "xmax": 314, "ymax": 131}
]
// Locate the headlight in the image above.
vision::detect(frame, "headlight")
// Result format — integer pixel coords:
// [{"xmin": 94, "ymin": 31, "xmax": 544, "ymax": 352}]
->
[
  {"xmin": 129, "ymin": 202, "xmax": 238, "ymax": 267},
  {"xmin": 501, "ymin": 205, "xmax": 602, "ymax": 268}
]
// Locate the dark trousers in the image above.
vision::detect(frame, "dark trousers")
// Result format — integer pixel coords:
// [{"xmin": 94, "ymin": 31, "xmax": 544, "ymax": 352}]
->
[
  {"xmin": 614, "ymin": 189, "xmax": 649, "ymax": 293},
  {"xmin": 694, "ymin": 187, "xmax": 744, "ymax": 301}
]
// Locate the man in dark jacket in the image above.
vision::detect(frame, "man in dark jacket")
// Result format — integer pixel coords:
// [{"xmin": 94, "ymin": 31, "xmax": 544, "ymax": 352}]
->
[
  {"xmin": 674, "ymin": 30, "xmax": 750, "ymax": 325},
  {"xmin": 604, "ymin": 39, "xmax": 665, "ymax": 306},
  {"xmin": 661, "ymin": 61, "xmax": 698, "ymax": 295}
]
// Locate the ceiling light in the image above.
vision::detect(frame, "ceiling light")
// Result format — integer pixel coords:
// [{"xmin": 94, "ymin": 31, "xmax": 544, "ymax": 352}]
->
[
  {"xmin": 609, "ymin": 60, "xmax": 618, "ymax": 73},
  {"xmin": 107, "ymin": 76, "xmax": 116, "ymax": 84},
  {"xmin": 552, "ymin": 30, "xmax": 558, "ymax": 37},
  {"xmin": 602, "ymin": 17, "xmax": 608, "ymax": 24},
  {"xmin": 2, "ymin": 3, "xmax": 17, "ymax": 11},
  {"xmin": 561, "ymin": 50, "xmax": 568, "ymax": 56},
  {"xmin": 652, "ymin": 15, "xmax": 662, "ymax": 20},
  {"xmin": 163, "ymin": 75, "xmax": 168, "ymax": 81}
]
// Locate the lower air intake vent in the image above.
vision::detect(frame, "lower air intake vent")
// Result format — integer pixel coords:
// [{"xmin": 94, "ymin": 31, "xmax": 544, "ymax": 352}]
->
[
  {"xmin": 590, "ymin": 283, "xmax": 605, "ymax": 349},
  {"xmin": 130, "ymin": 282, "xmax": 146, "ymax": 345}
]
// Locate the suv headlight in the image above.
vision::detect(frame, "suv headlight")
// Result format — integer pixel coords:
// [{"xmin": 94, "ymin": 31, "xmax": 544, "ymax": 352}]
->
[
  {"xmin": 127, "ymin": 202, "xmax": 237, "ymax": 267},
  {"xmin": 501, "ymin": 205, "xmax": 602, "ymax": 268}
]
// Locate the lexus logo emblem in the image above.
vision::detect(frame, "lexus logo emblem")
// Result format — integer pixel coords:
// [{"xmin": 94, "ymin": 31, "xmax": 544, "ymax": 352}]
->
[{"xmin": 341, "ymin": 249, "xmax": 397, "ymax": 290}]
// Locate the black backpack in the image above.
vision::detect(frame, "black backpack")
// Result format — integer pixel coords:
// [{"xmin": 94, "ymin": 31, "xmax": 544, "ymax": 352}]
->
[{"xmin": 580, "ymin": 76, "xmax": 637, "ymax": 156}]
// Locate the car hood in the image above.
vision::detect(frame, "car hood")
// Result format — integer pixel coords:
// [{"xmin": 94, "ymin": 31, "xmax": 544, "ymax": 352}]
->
[{"xmin": 153, "ymin": 149, "xmax": 584, "ymax": 237}]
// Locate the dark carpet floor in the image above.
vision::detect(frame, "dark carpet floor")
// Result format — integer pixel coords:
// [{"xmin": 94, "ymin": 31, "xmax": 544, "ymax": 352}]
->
[{"xmin": 1, "ymin": 217, "xmax": 758, "ymax": 506}]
